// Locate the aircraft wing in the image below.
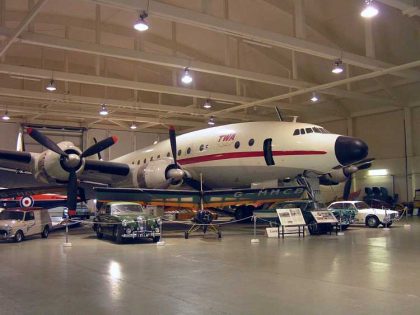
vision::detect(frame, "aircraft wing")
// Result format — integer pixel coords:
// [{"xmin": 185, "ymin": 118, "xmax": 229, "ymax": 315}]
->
[
  {"xmin": 0, "ymin": 149, "xmax": 36, "ymax": 172},
  {"xmin": 94, "ymin": 186, "xmax": 307, "ymax": 209},
  {"xmin": 0, "ymin": 185, "xmax": 67, "ymax": 199}
]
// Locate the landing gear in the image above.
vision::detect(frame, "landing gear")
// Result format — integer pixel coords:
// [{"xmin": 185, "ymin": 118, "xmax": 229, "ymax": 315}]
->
[{"xmin": 184, "ymin": 209, "xmax": 221, "ymax": 239}]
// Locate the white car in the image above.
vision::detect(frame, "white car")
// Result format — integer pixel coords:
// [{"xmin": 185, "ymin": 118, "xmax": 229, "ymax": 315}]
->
[{"xmin": 327, "ymin": 201, "xmax": 399, "ymax": 228}]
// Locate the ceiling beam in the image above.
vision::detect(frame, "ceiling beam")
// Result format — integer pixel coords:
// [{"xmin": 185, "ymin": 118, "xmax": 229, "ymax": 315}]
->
[
  {"xmin": 0, "ymin": 0, "xmax": 48, "ymax": 58},
  {"xmin": 209, "ymin": 58, "xmax": 420, "ymax": 115},
  {"xmin": 0, "ymin": 29, "xmax": 393, "ymax": 105},
  {"xmin": 87, "ymin": 0, "xmax": 420, "ymax": 81},
  {"xmin": 376, "ymin": 0, "xmax": 420, "ymax": 17}
]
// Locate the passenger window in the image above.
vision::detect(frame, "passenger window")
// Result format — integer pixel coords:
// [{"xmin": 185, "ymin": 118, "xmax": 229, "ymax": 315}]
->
[
  {"xmin": 306, "ymin": 128, "xmax": 313, "ymax": 133},
  {"xmin": 199, "ymin": 144, "xmax": 204, "ymax": 151},
  {"xmin": 293, "ymin": 129, "xmax": 299, "ymax": 136},
  {"xmin": 150, "ymin": 157, "xmax": 153, "ymax": 161},
  {"xmin": 248, "ymin": 139, "xmax": 254, "ymax": 146},
  {"xmin": 187, "ymin": 147, "xmax": 191, "ymax": 154},
  {"xmin": 137, "ymin": 160, "xmax": 140, "ymax": 165},
  {"xmin": 167, "ymin": 152, "xmax": 170, "ymax": 157},
  {"xmin": 234, "ymin": 141, "xmax": 240, "ymax": 149},
  {"xmin": 177, "ymin": 150, "xmax": 182, "ymax": 156},
  {"xmin": 300, "ymin": 128, "xmax": 305, "ymax": 134},
  {"xmin": 25, "ymin": 211, "xmax": 34, "ymax": 221},
  {"xmin": 143, "ymin": 158, "xmax": 146, "ymax": 164},
  {"xmin": 157, "ymin": 155, "xmax": 160, "ymax": 159}
]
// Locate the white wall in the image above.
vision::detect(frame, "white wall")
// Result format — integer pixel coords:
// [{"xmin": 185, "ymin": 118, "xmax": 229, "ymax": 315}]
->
[{"xmin": 321, "ymin": 108, "xmax": 419, "ymax": 203}]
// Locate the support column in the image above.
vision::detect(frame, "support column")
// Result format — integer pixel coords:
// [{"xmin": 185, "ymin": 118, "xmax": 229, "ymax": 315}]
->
[
  {"xmin": 364, "ymin": 19, "xmax": 375, "ymax": 58},
  {"xmin": 404, "ymin": 107, "xmax": 414, "ymax": 201}
]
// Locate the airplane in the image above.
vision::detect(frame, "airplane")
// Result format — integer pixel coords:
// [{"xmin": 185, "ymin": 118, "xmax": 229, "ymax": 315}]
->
[{"xmin": 0, "ymin": 121, "xmax": 370, "ymax": 217}]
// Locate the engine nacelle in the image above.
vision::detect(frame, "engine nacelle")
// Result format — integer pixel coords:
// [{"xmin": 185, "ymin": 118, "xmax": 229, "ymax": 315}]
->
[
  {"xmin": 132, "ymin": 159, "xmax": 183, "ymax": 189},
  {"xmin": 33, "ymin": 141, "xmax": 84, "ymax": 183},
  {"xmin": 319, "ymin": 166, "xmax": 358, "ymax": 185}
]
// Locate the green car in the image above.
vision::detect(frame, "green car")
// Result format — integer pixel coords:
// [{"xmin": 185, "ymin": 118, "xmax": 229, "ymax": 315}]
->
[{"xmin": 93, "ymin": 202, "xmax": 161, "ymax": 243}]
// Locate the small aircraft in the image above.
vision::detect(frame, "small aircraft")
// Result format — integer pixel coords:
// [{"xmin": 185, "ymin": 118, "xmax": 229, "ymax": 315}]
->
[{"xmin": 0, "ymin": 121, "xmax": 370, "ymax": 216}]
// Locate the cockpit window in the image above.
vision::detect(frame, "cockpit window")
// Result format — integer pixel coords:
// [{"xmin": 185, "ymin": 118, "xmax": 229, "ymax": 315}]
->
[
  {"xmin": 300, "ymin": 128, "xmax": 305, "ymax": 134},
  {"xmin": 313, "ymin": 127, "xmax": 321, "ymax": 133},
  {"xmin": 293, "ymin": 129, "xmax": 299, "ymax": 136},
  {"xmin": 305, "ymin": 128, "xmax": 313, "ymax": 133}
]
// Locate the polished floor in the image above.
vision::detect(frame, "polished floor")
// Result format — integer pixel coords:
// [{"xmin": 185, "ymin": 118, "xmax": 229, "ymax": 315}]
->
[{"xmin": 1, "ymin": 218, "xmax": 420, "ymax": 315}]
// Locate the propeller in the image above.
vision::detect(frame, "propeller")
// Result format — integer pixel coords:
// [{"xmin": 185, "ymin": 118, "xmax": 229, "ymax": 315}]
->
[
  {"xmin": 93, "ymin": 137, "xmax": 103, "ymax": 160},
  {"xmin": 26, "ymin": 128, "xmax": 118, "ymax": 215},
  {"xmin": 342, "ymin": 158, "xmax": 375, "ymax": 200},
  {"xmin": 167, "ymin": 126, "xmax": 206, "ymax": 190}
]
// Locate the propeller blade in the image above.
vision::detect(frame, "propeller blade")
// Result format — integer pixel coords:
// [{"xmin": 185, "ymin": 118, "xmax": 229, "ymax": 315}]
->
[
  {"xmin": 27, "ymin": 128, "xmax": 68, "ymax": 157},
  {"xmin": 357, "ymin": 162, "xmax": 372, "ymax": 171},
  {"xmin": 81, "ymin": 136, "xmax": 118, "ymax": 158},
  {"xmin": 354, "ymin": 157, "xmax": 375, "ymax": 166},
  {"xmin": 343, "ymin": 176, "xmax": 352, "ymax": 201},
  {"xmin": 67, "ymin": 170, "xmax": 78, "ymax": 212},
  {"xmin": 93, "ymin": 137, "xmax": 102, "ymax": 160},
  {"xmin": 169, "ymin": 126, "xmax": 177, "ymax": 165}
]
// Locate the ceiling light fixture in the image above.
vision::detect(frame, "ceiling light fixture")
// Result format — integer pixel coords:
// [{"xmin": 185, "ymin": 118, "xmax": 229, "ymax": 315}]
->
[
  {"xmin": 208, "ymin": 116, "xmax": 215, "ymax": 126},
  {"xmin": 130, "ymin": 122, "xmax": 137, "ymax": 130},
  {"xmin": 332, "ymin": 59, "xmax": 344, "ymax": 74},
  {"xmin": 310, "ymin": 93, "xmax": 319, "ymax": 103},
  {"xmin": 133, "ymin": 11, "xmax": 149, "ymax": 31},
  {"xmin": 361, "ymin": 0, "xmax": 378, "ymax": 18},
  {"xmin": 45, "ymin": 79, "xmax": 56, "ymax": 92},
  {"xmin": 2, "ymin": 111, "xmax": 10, "ymax": 121},
  {"xmin": 99, "ymin": 104, "xmax": 109, "ymax": 116},
  {"xmin": 181, "ymin": 67, "xmax": 193, "ymax": 84},
  {"xmin": 203, "ymin": 99, "xmax": 212, "ymax": 109}
]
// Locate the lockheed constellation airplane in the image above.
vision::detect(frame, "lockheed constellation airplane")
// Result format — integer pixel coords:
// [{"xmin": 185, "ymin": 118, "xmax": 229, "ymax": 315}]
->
[{"xmin": 0, "ymin": 121, "xmax": 370, "ymax": 217}]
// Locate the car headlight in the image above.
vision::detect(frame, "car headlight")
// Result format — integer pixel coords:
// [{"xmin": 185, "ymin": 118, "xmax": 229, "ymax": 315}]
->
[
  {"xmin": 122, "ymin": 219, "xmax": 128, "ymax": 227},
  {"xmin": 156, "ymin": 218, "xmax": 162, "ymax": 225},
  {"xmin": 137, "ymin": 216, "xmax": 144, "ymax": 224},
  {"xmin": 125, "ymin": 227, "xmax": 132, "ymax": 234}
]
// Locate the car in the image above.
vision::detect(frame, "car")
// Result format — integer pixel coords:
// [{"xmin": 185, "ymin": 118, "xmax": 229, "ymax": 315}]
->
[
  {"xmin": 327, "ymin": 201, "xmax": 399, "ymax": 228},
  {"xmin": 254, "ymin": 200, "xmax": 354, "ymax": 235},
  {"xmin": 0, "ymin": 208, "xmax": 52, "ymax": 242},
  {"xmin": 93, "ymin": 202, "xmax": 161, "ymax": 243}
]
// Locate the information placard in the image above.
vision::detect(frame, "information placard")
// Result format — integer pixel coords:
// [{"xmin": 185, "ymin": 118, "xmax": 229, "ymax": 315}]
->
[
  {"xmin": 276, "ymin": 208, "xmax": 305, "ymax": 226},
  {"xmin": 311, "ymin": 210, "xmax": 338, "ymax": 223}
]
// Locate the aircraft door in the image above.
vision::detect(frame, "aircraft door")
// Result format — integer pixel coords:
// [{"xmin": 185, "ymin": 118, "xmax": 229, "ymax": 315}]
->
[{"xmin": 263, "ymin": 138, "xmax": 275, "ymax": 166}]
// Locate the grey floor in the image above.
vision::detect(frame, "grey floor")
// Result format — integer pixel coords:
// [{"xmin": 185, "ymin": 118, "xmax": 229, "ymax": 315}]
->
[{"xmin": 1, "ymin": 218, "xmax": 420, "ymax": 315}]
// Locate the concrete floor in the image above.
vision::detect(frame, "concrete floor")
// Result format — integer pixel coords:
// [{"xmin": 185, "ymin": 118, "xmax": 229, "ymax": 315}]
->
[{"xmin": 1, "ymin": 218, "xmax": 420, "ymax": 315}]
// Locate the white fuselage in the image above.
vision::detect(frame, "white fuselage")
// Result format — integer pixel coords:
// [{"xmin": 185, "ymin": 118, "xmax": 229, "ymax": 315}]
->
[{"xmin": 113, "ymin": 122, "xmax": 342, "ymax": 189}]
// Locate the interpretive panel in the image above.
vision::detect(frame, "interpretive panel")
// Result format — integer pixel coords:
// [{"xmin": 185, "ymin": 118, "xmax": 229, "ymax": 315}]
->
[
  {"xmin": 311, "ymin": 210, "xmax": 338, "ymax": 223},
  {"xmin": 276, "ymin": 208, "xmax": 305, "ymax": 226}
]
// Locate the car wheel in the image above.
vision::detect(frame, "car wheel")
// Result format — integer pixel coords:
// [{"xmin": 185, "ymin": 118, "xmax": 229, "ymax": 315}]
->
[
  {"xmin": 366, "ymin": 215, "xmax": 380, "ymax": 228},
  {"xmin": 41, "ymin": 225, "xmax": 49, "ymax": 238},
  {"xmin": 307, "ymin": 220, "xmax": 320, "ymax": 235},
  {"xmin": 340, "ymin": 224, "xmax": 349, "ymax": 231},
  {"xmin": 152, "ymin": 236, "xmax": 160, "ymax": 243},
  {"xmin": 14, "ymin": 230, "xmax": 24, "ymax": 242},
  {"xmin": 114, "ymin": 226, "xmax": 123, "ymax": 244},
  {"xmin": 218, "ymin": 231, "xmax": 222, "ymax": 239},
  {"xmin": 96, "ymin": 225, "xmax": 104, "ymax": 239}
]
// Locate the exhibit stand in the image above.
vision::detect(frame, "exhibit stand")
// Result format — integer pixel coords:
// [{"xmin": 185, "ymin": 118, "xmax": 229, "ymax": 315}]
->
[
  {"xmin": 276, "ymin": 208, "xmax": 306, "ymax": 238},
  {"xmin": 251, "ymin": 215, "xmax": 260, "ymax": 244},
  {"xmin": 63, "ymin": 219, "xmax": 72, "ymax": 247},
  {"xmin": 157, "ymin": 219, "xmax": 165, "ymax": 246}
]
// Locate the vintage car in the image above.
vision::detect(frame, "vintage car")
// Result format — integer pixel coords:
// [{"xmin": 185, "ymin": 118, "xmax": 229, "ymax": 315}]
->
[
  {"xmin": 253, "ymin": 200, "xmax": 354, "ymax": 235},
  {"xmin": 327, "ymin": 201, "xmax": 399, "ymax": 228},
  {"xmin": 93, "ymin": 202, "xmax": 161, "ymax": 243},
  {"xmin": 0, "ymin": 208, "xmax": 52, "ymax": 242}
]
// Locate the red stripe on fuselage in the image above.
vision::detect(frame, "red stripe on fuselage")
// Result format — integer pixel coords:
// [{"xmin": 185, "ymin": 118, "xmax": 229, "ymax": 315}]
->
[{"xmin": 178, "ymin": 150, "xmax": 327, "ymax": 165}]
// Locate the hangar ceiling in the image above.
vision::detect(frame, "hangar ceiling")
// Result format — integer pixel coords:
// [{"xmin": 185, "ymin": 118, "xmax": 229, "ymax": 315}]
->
[{"xmin": 0, "ymin": 0, "xmax": 418, "ymax": 133}]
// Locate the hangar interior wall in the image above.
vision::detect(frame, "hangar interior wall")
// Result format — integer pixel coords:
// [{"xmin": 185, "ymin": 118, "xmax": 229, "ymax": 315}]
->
[{"xmin": 321, "ymin": 108, "xmax": 419, "ymax": 203}]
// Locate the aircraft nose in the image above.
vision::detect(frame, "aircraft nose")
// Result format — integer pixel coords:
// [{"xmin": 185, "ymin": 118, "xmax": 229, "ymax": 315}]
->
[{"xmin": 335, "ymin": 136, "xmax": 368, "ymax": 166}]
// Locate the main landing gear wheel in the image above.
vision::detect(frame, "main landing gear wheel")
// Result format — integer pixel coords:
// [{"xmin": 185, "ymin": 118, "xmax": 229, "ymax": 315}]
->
[
  {"xmin": 184, "ymin": 231, "xmax": 189, "ymax": 239},
  {"xmin": 218, "ymin": 231, "xmax": 222, "ymax": 239}
]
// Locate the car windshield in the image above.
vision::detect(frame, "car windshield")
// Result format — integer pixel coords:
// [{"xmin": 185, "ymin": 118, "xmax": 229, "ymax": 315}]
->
[
  {"xmin": 0, "ymin": 211, "xmax": 24, "ymax": 220},
  {"xmin": 111, "ymin": 204, "xmax": 143, "ymax": 213},
  {"xmin": 354, "ymin": 202, "xmax": 370, "ymax": 210}
]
